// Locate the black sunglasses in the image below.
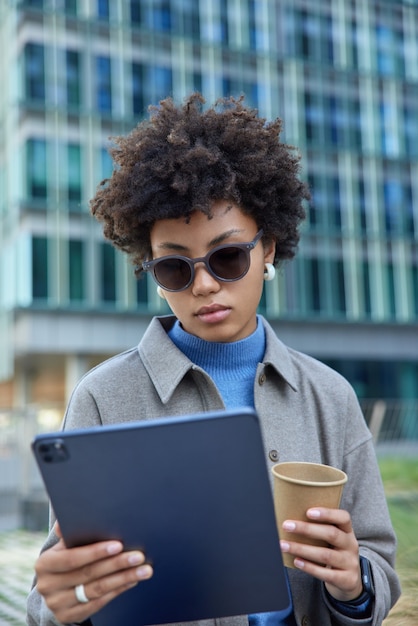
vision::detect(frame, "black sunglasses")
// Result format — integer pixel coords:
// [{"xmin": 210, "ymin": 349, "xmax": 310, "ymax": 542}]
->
[{"xmin": 142, "ymin": 229, "xmax": 264, "ymax": 292}]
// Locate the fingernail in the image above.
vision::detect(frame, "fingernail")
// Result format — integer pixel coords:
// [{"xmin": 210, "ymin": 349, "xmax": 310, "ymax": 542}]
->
[
  {"xmin": 128, "ymin": 553, "xmax": 144, "ymax": 565},
  {"xmin": 280, "ymin": 541, "xmax": 290, "ymax": 552},
  {"xmin": 308, "ymin": 509, "xmax": 321, "ymax": 518},
  {"xmin": 107, "ymin": 542, "xmax": 123, "ymax": 555},
  {"xmin": 136, "ymin": 565, "xmax": 152, "ymax": 579},
  {"xmin": 294, "ymin": 558, "xmax": 305, "ymax": 569},
  {"xmin": 282, "ymin": 521, "xmax": 296, "ymax": 531}
]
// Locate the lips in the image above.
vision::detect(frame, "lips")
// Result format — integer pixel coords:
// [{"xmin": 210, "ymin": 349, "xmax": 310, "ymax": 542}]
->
[{"xmin": 195, "ymin": 304, "xmax": 231, "ymax": 324}]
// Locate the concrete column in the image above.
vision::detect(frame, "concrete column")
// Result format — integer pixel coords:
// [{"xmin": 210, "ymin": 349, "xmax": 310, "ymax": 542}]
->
[{"xmin": 65, "ymin": 354, "xmax": 89, "ymax": 404}]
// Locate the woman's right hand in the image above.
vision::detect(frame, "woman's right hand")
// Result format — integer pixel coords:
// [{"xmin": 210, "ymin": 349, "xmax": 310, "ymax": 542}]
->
[{"xmin": 35, "ymin": 522, "xmax": 153, "ymax": 624}]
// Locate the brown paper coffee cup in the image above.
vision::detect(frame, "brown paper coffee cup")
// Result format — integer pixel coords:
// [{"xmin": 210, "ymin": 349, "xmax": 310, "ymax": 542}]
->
[{"xmin": 271, "ymin": 461, "xmax": 347, "ymax": 568}]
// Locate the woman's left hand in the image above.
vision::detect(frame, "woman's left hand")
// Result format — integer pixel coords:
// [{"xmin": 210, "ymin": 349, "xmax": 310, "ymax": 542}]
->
[{"xmin": 280, "ymin": 507, "xmax": 363, "ymax": 602}]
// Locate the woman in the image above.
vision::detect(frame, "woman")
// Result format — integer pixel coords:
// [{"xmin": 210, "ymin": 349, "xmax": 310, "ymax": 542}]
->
[{"xmin": 27, "ymin": 94, "xmax": 400, "ymax": 626}]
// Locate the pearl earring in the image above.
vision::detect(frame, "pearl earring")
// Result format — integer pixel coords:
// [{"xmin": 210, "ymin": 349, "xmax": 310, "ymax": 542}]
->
[
  {"xmin": 263, "ymin": 263, "xmax": 276, "ymax": 281},
  {"xmin": 157, "ymin": 286, "xmax": 165, "ymax": 298}
]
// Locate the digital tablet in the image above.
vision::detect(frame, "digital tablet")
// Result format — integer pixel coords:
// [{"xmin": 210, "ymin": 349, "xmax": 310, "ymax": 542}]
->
[{"xmin": 32, "ymin": 408, "xmax": 291, "ymax": 626}]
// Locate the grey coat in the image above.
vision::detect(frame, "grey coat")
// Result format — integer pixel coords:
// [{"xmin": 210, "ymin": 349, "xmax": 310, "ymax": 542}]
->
[{"xmin": 27, "ymin": 315, "xmax": 401, "ymax": 626}]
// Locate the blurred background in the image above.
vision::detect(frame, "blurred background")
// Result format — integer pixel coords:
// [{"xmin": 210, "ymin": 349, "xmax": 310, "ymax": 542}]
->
[{"xmin": 0, "ymin": 0, "xmax": 416, "ymax": 622}]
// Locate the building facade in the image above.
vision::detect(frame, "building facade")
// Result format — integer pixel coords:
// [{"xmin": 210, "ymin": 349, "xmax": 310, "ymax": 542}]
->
[{"xmin": 0, "ymin": 0, "xmax": 417, "ymax": 432}]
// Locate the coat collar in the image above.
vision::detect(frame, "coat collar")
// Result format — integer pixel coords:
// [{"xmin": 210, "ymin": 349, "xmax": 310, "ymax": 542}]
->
[
  {"xmin": 261, "ymin": 317, "xmax": 299, "ymax": 392},
  {"xmin": 138, "ymin": 315, "xmax": 298, "ymax": 404}
]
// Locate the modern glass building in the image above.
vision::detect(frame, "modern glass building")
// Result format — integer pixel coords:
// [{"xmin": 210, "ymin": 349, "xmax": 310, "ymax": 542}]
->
[{"xmin": 0, "ymin": 0, "xmax": 417, "ymax": 424}]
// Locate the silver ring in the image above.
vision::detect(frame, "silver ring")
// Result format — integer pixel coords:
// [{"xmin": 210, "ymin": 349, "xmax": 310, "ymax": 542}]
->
[{"xmin": 75, "ymin": 583, "xmax": 89, "ymax": 604}]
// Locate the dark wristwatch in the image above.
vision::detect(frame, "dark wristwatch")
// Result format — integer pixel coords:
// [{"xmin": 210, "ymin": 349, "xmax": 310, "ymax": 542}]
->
[{"xmin": 358, "ymin": 555, "xmax": 375, "ymax": 600}]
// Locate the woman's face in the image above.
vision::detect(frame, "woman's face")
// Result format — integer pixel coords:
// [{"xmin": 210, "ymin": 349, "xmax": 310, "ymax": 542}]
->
[{"xmin": 149, "ymin": 201, "xmax": 275, "ymax": 343}]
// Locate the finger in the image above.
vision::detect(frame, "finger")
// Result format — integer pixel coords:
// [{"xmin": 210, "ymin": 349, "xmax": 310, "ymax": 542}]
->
[
  {"xmin": 68, "ymin": 550, "xmax": 150, "ymax": 587},
  {"xmin": 280, "ymin": 538, "xmax": 348, "ymax": 569},
  {"xmin": 306, "ymin": 508, "xmax": 354, "ymax": 533},
  {"xmin": 282, "ymin": 514, "xmax": 355, "ymax": 549},
  {"xmin": 81, "ymin": 561, "xmax": 153, "ymax": 602},
  {"xmin": 282, "ymin": 518, "xmax": 347, "ymax": 549},
  {"xmin": 36, "ymin": 539, "xmax": 124, "ymax": 577}
]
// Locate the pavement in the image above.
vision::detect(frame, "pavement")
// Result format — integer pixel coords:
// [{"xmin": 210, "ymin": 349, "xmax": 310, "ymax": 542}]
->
[{"xmin": 0, "ymin": 530, "xmax": 45, "ymax": 625}]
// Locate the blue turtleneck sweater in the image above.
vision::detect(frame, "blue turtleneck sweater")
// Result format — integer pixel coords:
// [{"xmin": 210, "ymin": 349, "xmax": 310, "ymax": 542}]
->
[{"xmin": 168, "ymin": 317, "xmax": 265, "ymax": 410}]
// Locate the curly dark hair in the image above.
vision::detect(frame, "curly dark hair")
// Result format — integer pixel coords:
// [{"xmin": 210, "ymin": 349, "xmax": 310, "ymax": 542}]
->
[{"xmin": 91, "ymin": 93, "xmax": 310, "ymax": 272}]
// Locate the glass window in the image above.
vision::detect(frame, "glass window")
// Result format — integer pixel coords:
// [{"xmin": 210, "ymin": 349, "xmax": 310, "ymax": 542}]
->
[
  {"xmin": 322, "ymin": 15, "xmax": 334, "ymax": 64},
  {"xmin": 68, "ymin": 144, "xmax": 82, "ymax": 204},
  {"xmin": 305, "ymin": 257, "xmax": 321, "ymax": 313},
  {"xmin": 64, "ymin": 0, "xmax": 77, "ymax": 15},
  {"xmin": 301, "ymin": 10, "xmax": 319, "ymax": 60},
  {"xmin": 101, "ymin": 243, "xmax": 116, "ymax": 302},
  {"xmin": 24, "ymin": 0, "xmax": 43, "ymax": 7},
  {"xmin": 350, "ymin": 97, "xmax": 362, "ymax": 150},
  {"xmin": 375, "ymin": 21, "xmax": 404, "ymax": 77},
  {"xmin": 244, "ymin": 82, "xmax": 259, "ymax": 110},
  {"xmin": 136, "ymin": 274, "xmax": 148, "ymax": 305},
  {"xmin": 32, "ymin": 237, "xmax": 48, "ymax": 299},
  {"xmin": 380, "ymin": 100, "xmax": 400, "ymax": 157},
  {"xmin": 145, "ymin": 65, "xmax": 172, "ymax": 104},
  {"xmin": 334, "ymin": 260, "xmax": 346, "ymax": 314},
  {"xmin": 386, "ymin": 261, "xmax": 396, "ymax": 318},
  {"xmin": 294, "ymin": 10, "xmax": 335, "ymax": 64},
  {"xmin": 66, "ymin": 50, "xmax": 80, "ymax": 107},
  {"xmin": 362, "ymin": 260, "xmax": 372, "ymax": 317},
  {"xmin": 222, "ymin": 77, "xmax": 231, "ymax": 99},
  {"xmin": 307, "ymin": 173, "xmax": 320, "ymax": 228},
  {"xmin": 182, "ymin": 0, "xmax": 200, "ymax": 39},
  {"xmin": 328, "ymin": 88, "xmax": 361, "ymax": 150},
  {"xmin": 405, "ymin": 182, "xmax": 415, "ymax": 236},
  {"xmin": 328, "ymin": 95, "xmax": 342, "ymax": 146},
  {"xmin": 69, "ymin": 240, "xmax": 84, "ymax": 301},
  {"xmin": 304, "ymin": 91, "xmax": 324, "ymax": 145},
  {"xmin": 283, "ymin": 6, "xmax": 296, "ymax": 56},
  {"xmin": 350, "ymin": 20, "xmax": 359, "ymax": 69},
  {"xmin": 100, "ymin": 147, "xmax": 113, "ymax": 180},
  {"xmin": 307, "ymin": 171, "xmax": 336, "ymax": 233},
  {"xmin": 329, "ymin": 176, "xmax": 341, "ymax": 231},
  {"xmin": 24, "ymin": 43, "xmax": 45, "ymax": 101},
  {"xmin": 220, "ymin": 0, "xmax": 229, "ymax": 45},
  {"xmin": 97, "ymin": 0, "xmax": 109, "ymax": 19},
  {"xmin": 150, "ymin": 1, "xmax": 171, "ymax": 32},
  {"xmin": 130, "ymin": 0, "xmax": 142, "ymax": 24},
  {"xmin": 404, "ymin": 92, "xmax": 418, "ymax": 158},
  {"xmin": 132, "ymin": 62, "xmax": 144, "ymax": 116},
  {"xmin": 412, "ymin": 265, "xmax": 418, "ymax": 317},
  {"xmin": 383, "ymin": 178, "xmax": 404, "ymax": 234},
  {"xmin": 359, "ymin": 177, "xmax": 367, "ymax": 232},
  {"xmin": 222, "ymin": 78, "xmax": 257, "ymax": 109},
  {"xmin": 27, "ymin": 139, "xmax": 47, "ymax": 200},
  {"xmin": 192, "ymin": 72, "xmax": 202, "ymax": 94},
  {"xmin": 248, "ymin": 0, "xmax": 257, "ymax": 50},
  {"xmin": 96, "ymin": 56, "xmax": 112, "ymax": 113},
  {"xmin": 322, "ymin": 360, "xmax": 410, "ymax": 400}
]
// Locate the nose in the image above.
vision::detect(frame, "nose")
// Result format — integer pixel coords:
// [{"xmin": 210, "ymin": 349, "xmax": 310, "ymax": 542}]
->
[{"xmin": 191, "ymin": 262, "xmax": 220, "ymax": 296}]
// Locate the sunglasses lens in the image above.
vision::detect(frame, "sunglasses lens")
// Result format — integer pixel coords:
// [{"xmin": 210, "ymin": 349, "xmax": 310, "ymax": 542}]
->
[
  {"xmin": 209, "ymin": 246, "xmax": 249, "ymax": 280},
  {"xmin": 153, "ymin": 258, "xmax": 191, "ymax": 290}
]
